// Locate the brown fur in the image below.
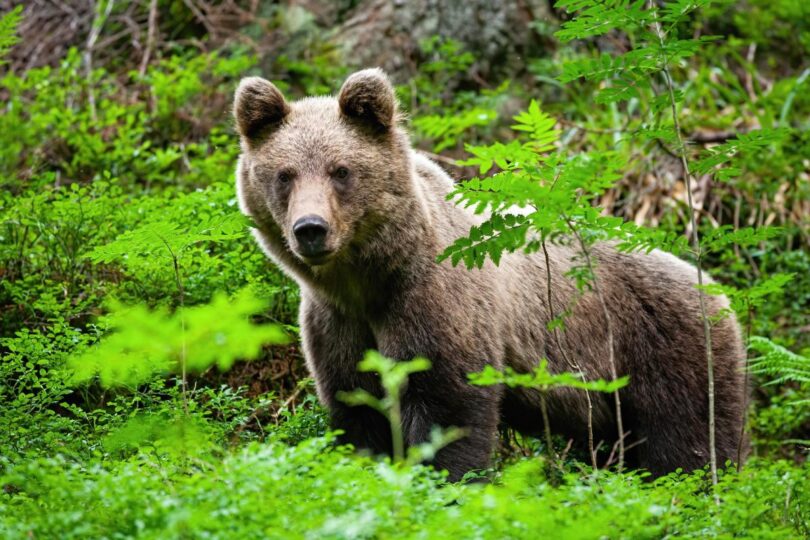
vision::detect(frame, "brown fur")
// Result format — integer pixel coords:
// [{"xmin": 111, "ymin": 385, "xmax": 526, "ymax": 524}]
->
[{"xmin": 234, "ymin": 69, "xmax": 748, "ymax": 481}]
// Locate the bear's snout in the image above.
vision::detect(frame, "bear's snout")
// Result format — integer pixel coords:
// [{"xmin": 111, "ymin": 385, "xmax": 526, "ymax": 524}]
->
[{"xmin": 292, "ymin": 215, "xmax": 331, "ymax": 262}]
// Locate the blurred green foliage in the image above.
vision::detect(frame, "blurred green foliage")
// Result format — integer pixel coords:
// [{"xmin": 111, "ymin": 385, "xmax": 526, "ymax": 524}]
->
[{"xmin": 69, "ymin": 289, "xmax": 288, "ymax": 387}]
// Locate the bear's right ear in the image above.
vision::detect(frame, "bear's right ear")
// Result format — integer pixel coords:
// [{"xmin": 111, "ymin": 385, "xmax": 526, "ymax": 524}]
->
[{"xmin": 233, "ymin": 77, "xmax": 290, "ymax": 141}]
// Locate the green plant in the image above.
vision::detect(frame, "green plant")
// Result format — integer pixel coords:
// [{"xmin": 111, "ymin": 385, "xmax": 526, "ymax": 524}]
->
[
  {"xmin": 69, "ymin": 288, "xmax": 288, "ymax": 388},
  {"xmin": 339, "ymin": 351, "xmax": 432, "ymax": 464},
  {"xmin": 403, "ymin": 37, "xmax": 510, "ymax": 153},
  {"xmin": 2, "ymin": 438, "xmax": 808, "ymax": 538},
  {"xmin": 0, "ymin": 5, "xmax": 22, "ymax": 65},
  {"xmin": 747, "ymin": 336, "xmax": 810, "ymax": 448},
  {"xmin": 470, "ymin": 361, "xmax": 628, "ymax": 471}
]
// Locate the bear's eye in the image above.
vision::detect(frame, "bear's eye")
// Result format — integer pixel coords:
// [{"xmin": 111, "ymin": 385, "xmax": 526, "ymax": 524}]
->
[
  {"xmin": 277, "ymin": 170, "xmax": 294, "ymax": 185},
  {"xmin": 333, "ymin": 167, "xmax": 350, "ymax": 181}
]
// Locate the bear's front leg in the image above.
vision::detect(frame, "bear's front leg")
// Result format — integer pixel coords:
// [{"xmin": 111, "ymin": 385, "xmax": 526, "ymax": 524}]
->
[
  {"xmin": 400, "ymin": 374, "xmax": 502, "ymax": 482},
  {"xmin": 374, "ymin": 293, "xmax": 505, "ymax": 482},
  {"xmin": 299, "ymin": 294, "xmax": 392, "ymax": 455}
]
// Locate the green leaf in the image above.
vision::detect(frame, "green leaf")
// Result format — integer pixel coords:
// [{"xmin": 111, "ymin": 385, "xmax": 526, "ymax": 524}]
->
[
  {"xmin": 749, "ymin": 337, "xmax": 810, "ymax": 388},
  {"xmin": 0, "ymin": 5, "xmax": 22, "ymax": 65},
  {"xmin": 69, "ymin": 288, "xmax": 288, "ymax": 387},
  {"xmin": 469, "ymin": 360, "xmax": 629, "ymax": 393}
]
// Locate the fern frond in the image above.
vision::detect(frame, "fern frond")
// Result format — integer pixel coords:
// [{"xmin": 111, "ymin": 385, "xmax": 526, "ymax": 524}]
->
[
  {"xmin": 749, "ymin": 336, "xmax": 810, "ymax": 387},
  {"xmin": 0, "ymin": 5, "xmax": 22, "ymax": 65}
]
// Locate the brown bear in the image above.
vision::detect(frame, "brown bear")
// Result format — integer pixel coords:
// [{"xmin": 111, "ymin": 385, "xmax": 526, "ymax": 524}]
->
[{"xmin": 233, "ymin": 68, "xmax": 747, "ymax": 481}]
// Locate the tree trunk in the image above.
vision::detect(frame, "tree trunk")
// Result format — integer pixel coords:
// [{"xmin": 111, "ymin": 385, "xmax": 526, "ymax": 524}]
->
[{"xmin": 335, "ymin": 0, "xmax": 554, "ymax": 82}]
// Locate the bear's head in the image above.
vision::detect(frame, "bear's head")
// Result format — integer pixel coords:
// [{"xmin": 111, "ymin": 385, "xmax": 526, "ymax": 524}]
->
[{"xmin": 233, "ymin": 68, "xmax": 412, "ymax": 268}]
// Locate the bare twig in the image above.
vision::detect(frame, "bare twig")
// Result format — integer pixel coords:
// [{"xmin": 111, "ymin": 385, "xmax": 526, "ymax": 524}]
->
[
  {"xmin": 559, "ymin": 438, "xmax": 575, "ymax": 464},
  {"xmin": 542, "ymin": 237, "xmax": 597, "ymax": 471},
  {"xmin": 744, "ymin": 43, "xmax": 757, "ymax": 102},
  {"xmin": 557, "ymin": 116, "xmax": 631, "ymax": 135},
  {"xmin": 158, "ymin": 236, "xmax": 188, "ymax": 414},
  {"xmin": 563, "ymin": 215, "xmax": 625, "ymax": 472},
  {"xmin": 139, "ymin": 0, "xmax": 158, "ymax": 76},
  {"xmin": 648, "ymin": 1, "xmax": 718, "ymax": 492},
  {"xmin": 737, "ymin": 303, "xmax": 753, "ymax": 471},
  {"xmin": 84, "ymin": 0, "xmax": 115, "ymax": 123},
  {"xmin": 539, "ymin": 393, "xmax": 556, "ymax": 465},
  {"xmin": 182, "ymin": 0, "xmax": 217, "ymax": 39},
  {"xmin": 420, "ymin": 150, "xmax": 462, "ymax": 167}
]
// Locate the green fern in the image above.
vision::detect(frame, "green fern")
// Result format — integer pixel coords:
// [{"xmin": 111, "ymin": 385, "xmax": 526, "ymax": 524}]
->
[
  {"xmin": 749, "ymin": 336, "xmax": 810, "ymax": 393},
  {"xmin": 86, "ymin": 212, "xmax": 249, "ymax": 264},
  {"xmin": 438, "ymin": 100, "xmax": 627, "ymax": 270},
  {"xmin": 469, "ymin": 361, "xmax": 629, "ymax": 393},
  {"xmin": 0, "ymin": 5, "xmax": 22, "ymax": 65},
  {"xmin": 693, "ymin": 129, "xmax": 790, "ymax": 181}
]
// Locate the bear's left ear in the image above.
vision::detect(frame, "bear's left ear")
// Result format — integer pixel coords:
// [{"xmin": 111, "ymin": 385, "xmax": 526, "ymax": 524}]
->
[{"xmin": 338, "ymin": 68, "xmax": 397, "ymax": 132}]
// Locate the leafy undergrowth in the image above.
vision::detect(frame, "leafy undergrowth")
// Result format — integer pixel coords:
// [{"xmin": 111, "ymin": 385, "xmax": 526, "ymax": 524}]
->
[{"xmin": 2, "ymin": 435, "xmax": 808, "ymax": 539}]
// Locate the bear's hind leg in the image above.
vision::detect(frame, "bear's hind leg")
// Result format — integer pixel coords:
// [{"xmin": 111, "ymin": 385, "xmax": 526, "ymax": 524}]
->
[{"xmin": 627, "ymin": 330, "xmax": 745, "ymax": 477}]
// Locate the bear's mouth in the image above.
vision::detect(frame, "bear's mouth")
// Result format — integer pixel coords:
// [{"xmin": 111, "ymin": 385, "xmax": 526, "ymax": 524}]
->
[{"xmin": 298, "ymin": 250, "xmax": 334, "ymax": 266}]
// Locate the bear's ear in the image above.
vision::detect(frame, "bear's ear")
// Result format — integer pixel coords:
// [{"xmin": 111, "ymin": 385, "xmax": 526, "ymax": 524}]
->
[
  {"xmin": 338, "ymin": 68, "xmax": 397, "ymax": 133},
  {"xmin": 233, "ymin": 77, "xmax": 290, "ymax": 141}
]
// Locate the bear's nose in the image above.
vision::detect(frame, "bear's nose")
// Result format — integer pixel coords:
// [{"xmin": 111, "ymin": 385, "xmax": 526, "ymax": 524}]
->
[{"xmin": 293, "ymin": 215, "xmax": 330, "ymax": 256}]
